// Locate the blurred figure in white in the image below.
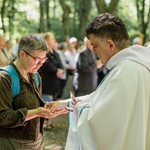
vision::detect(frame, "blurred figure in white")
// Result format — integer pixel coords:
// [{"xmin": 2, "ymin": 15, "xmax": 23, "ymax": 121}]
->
[
  {"xmin": 74, "ymin": 38, "xmax": 86, "ymax": 63},
  {"xmin": 144, "ymin": 41, "xmax": 150, "ymax": 47},
  {"xmin": 4, "ymin": 40, "xmax": 13, "ymax": 62},
  {"xmin": 56, "ymin": 42, "xmax": 73, "ymax": 98},
  {"xmin": 0, "ymin": 33, "xmax": 7, "ymax": 67},
  {"xmin": 69, "ymin": 37, "xmax": 77, "ymax": 57},
  {"xmin": 62, "ymin": 43, "xmax": 76, "ymax": 98},
  {"xmin": 12, "ymin": 37, "xmax": 20, "ymax": 58},
  {"xmin": 132, "ymin": 36, "xmax": 143, "ymax": 45}
]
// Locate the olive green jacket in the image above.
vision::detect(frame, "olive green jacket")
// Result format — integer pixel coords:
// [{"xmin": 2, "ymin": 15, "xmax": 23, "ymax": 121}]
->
[{"xmin": 0, "ymin": 62, "xmax": 45, "ymax": 141}]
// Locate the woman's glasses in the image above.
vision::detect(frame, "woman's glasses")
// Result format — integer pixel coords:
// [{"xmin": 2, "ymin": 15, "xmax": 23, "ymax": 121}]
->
[{"xmin": 23, "ymin": 50, "xmax": 47, "ymax": 64}]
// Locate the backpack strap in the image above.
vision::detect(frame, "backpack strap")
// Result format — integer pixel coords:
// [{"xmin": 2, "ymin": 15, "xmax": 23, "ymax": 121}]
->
[
  {"xmin": 0, "ymin": 65, "xmax": 20, "ymax": 98},
  {"xmin": 0, "ymin": 65, "xmax": 40, "ymax": 109},
  {"xmin": 33, "ymin": 73, "xmax": 40, "ymax": 87}
]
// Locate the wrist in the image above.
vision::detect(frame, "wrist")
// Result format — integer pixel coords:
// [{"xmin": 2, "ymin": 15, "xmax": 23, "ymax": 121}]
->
[
  {"xmin": 35, "ymin": 107, "xmax": 42, "ymax": 117},
  {"xmin": 59, "ymin": 100, "xmax": 69, "ymax": 108}
]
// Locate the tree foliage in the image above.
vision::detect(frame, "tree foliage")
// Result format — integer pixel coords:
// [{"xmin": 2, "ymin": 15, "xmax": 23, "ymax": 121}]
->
[
  {"xmin": 59, "ymin": 0, "xmax": 71, "ymax": 36},
  {"xmin": 0, "ymin": 0, "xmax": 149, "ymax": 43},
  {"xmin": 136, "ymin": 0, "xmax": 150, "ymax": 43},
  {"xmin": 94, "ymin": 0, "xmax": 119, "ymax": 14}
]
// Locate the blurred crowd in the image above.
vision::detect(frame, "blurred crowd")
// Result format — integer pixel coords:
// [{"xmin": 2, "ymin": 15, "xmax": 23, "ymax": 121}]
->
[{"xmin": 0, "ymin": 32, "xmax": 150, "ymax": 103}]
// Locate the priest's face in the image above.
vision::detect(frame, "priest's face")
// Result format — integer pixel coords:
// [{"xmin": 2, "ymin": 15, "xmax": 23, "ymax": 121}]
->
[{"xmin": 88, "ymin": 34, "xmax": 116, "ymax": 65}]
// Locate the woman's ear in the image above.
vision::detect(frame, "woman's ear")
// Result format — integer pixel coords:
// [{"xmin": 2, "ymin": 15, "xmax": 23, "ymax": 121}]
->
[{"xmin": 18, "ymin": 50, "xmax": 25, "ymax": 59}]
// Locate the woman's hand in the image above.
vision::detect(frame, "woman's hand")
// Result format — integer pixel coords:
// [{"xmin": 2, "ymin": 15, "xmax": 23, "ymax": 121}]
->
[
  {"xmin": 44, "ymin": 101, "xmax": 68, "ymax": 116},
  {"xmin": 25, "ymin": 107, "xmax": 56, "ymax": 121}
]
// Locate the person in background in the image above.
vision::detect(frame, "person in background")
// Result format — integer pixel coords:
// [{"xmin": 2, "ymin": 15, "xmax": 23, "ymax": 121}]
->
[
  {"xmin": 4, "ymin": 40, "xmax": 13, "ymax": 62},
  {"xmin": 0, "ymin": 33, "xmax": 66, "ymax": 149},
  {"xmin": 69, "ymin": 37, "xmax": 78, "ymax": 57},
  {"xmin": 0, "ymin": 33, "xmax": 7, "ymax": 67},
  {"xmin": 132, "ymin": 36, "xmax": 143, "ymax": 45},
  {"xmin": 74, "ymin": 37, "xmax": 101, "ymax": 96},
  {"xmin": 45, "ymin": 13, "xmax": 150, "ymax": 150},
  {"xmin": 64, "ymin": 35, "xmax": 70, "ymax": 44},
  {"xmin": 74, "ymin": 40, "xmax": 85, "ymax": 63},
  {"xmin": 38, "ymin": 32, "xmax": 64, "ymax": 102},
  {"xmin": 56, "ymin": 42, "xmax": 73, "ymax": 99},
  {"xmin": 144, "ymin": 41, "xmax": 150, "ymax": 47},
  {"xmin": 97, "ymin": 63, "xmax": 108, "ymax": 85},
  {"xmin": 62, "ymin": 43, "xmax": 76, "ymax": 99},
  {"xmin": 12, "ymin": 37, "xmax": 20, "ymax": 58}
]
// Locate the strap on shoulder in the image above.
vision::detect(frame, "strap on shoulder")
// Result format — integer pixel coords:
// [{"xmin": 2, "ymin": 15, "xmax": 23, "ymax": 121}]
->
[
  {"xmin": 0, "ymin": 65, "xmax": 20, "ymax": 98},
  {"xmin": 33, "ymin": 73, "xmax": 40, "ymax": 87}
]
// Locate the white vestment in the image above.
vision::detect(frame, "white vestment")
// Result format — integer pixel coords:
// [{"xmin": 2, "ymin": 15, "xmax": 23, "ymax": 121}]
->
[{"xmin": 65, "ymin": 45, "xmax": 150, "ymax": 150}]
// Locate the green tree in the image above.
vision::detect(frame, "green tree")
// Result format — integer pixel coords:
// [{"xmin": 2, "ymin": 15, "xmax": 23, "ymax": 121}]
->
[
  {"xmin": 94, "ymin": 0, "xmax": 120, "ymax": 14},
  {"xmin": 77, "ymin": 0, "xmax": 92, "ymax": 40},
  {"xmin": 59, "ymin": 0, "xmax": 71, "ymax": 36},
  {"xmin": 45, "ymin": 0, "xmax": 50, "ymax": 31},
  {"xmin": 39, "ymin": 0, "xmax": 45, "ymax": 33},
  {"xmin": 1, "ymin": 0, "xmax": 17, "ymax": 39},
  {"xmin": 136, "ymin": 0, "xmax": 150, "ymax": 43},
  {"xmin": 0, "ymin": 0, "xmax": 149, "ymax": 43}
]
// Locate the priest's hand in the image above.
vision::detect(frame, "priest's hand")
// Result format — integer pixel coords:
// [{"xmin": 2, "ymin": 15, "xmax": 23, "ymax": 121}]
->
[{"xmin": 71, "ymin": 98, "xmax": 81, "ymax": 107}]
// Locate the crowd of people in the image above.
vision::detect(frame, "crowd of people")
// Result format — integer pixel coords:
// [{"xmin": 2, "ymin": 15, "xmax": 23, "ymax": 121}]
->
[
  {"xmin": 1, "ymin": 31, "xmax": 150, "ymax": 103},
  {"xmin": 0, "ymin": 12, "xmax": 150, "ymax": 149},
  {"xmin": 0, "ymin": 35, "xmax": 20, "ymax": 68},
  {"xmin": 0, "ymin": 31, "xmax": 108, "ymax": 101},
  {"xmin": 0, "ymin": 33, "xmax": 64, "ymax": 149},
  {"xmin": 46, "ymin": 13, "xmax": 150, "ymax": 150}
]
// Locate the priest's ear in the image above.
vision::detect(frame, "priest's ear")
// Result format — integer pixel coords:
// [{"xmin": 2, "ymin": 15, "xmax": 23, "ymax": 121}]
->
[{"xmin": 107, "ymin": 40, "xmax": 116, "ymax": 54}]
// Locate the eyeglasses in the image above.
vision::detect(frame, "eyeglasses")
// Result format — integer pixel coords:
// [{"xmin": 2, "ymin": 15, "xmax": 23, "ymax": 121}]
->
[{"xmin": 22, "ymin": 50, "xmax": 47, "ymax": 64}]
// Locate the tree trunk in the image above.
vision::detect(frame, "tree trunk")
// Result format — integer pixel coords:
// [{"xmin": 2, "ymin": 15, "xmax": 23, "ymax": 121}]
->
[
  {"xmin": 7, "ymin": 0, "xmax": 16, "ymax": 40},
  {"xmin": 109, "ymin": 0, "xmax": 120, "ymax": 14},
  {"xmin": 94, "ymin": 0, "xmax": 119, "ymax": 14},
  {"xmin": 136, "ymin": 0, "xmax": 150, "ymax": 43},
  {"xmin": 45, "ymin": 0, "xmax": 51, "ymax": 31},
  {"xmin": 59, "ymin": 0, "xmax": 71, "ymax": 36},
  {"xmin": 1, "ymin": 0, "xmax": 7, "ymax": 33},
  {"xmin": 39, "ymin": 0, "xmax": 45, "ymax": 33},
  {"xmin": 94, "ymin": 0, "xmax": 107, "ymax": 13},
  {"xmin": 77, "ymin": 0, "xmax": 92, "ymax": 40}
]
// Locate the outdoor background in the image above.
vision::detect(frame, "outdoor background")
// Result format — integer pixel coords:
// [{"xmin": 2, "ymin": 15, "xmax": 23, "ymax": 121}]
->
[
  {"xmin": 0, "ymin": 0, "xmax": 150, "ymax": 44},
  {"xmin": 0, "ymin": 0, "xmax": 150, "ymax": 150},
  {"xmin": 43, "ymin": 114, "xmax": 69, "ymax": 150},
  {"xmin": 0, "ymin": 0, "xmax": 150, "ymax": 149}
]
